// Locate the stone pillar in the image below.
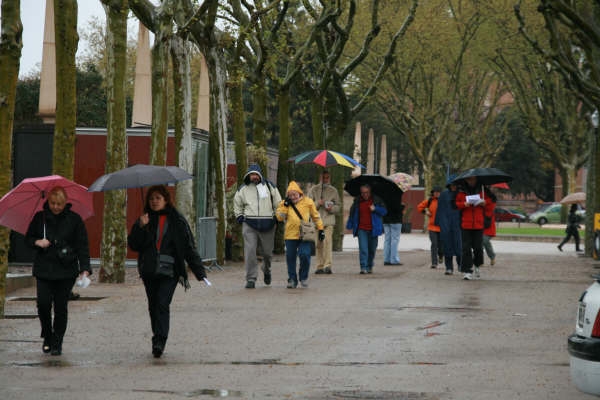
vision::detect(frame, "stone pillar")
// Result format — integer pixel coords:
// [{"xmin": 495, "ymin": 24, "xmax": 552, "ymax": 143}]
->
[
  {"xmin": 131, "ymin": 22, "xmax": 152, "ymax": 127},
  {"xmin": 351, "ymin": 121, "xmax": 362, "ymax": 177},
  {"xmin": 379, "ymin": 134, "xmax": 387, "ymax": 176},
  {"xmin": 367, "ymin": 128, "xmax": 375, "ymax": 174},
  {"xmin": 390, "ymin": 149, "xmax": 398, "ymax": 174},
  {"xmin": 38, "ymin": 0, "xmax": 56, "ymax": 124},
  {"xmin": 196, "ymin": 53, "xmax": 210, "ymax": 131}
]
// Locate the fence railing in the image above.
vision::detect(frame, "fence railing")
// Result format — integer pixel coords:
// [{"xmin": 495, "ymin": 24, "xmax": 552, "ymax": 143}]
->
[{"xmin": 196, "ymin": 217, "xmax": 223, "ymax": 271}]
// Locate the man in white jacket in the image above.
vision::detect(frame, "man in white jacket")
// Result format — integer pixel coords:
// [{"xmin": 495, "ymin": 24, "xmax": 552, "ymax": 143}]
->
[{"xmin": 233, "ymin": 164, "xmax": 282, "ymax": 288}]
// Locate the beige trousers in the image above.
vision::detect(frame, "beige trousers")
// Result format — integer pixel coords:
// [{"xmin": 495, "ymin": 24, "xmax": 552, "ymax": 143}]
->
[{"xmin": 315, "ymin": 225, "xmax": 334, "ymax": 270}]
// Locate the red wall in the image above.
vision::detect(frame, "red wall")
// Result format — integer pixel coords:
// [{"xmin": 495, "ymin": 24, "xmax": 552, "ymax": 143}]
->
[{"xmin": 74, "ymin": 134, "xmax": 176, "ymax": 259}]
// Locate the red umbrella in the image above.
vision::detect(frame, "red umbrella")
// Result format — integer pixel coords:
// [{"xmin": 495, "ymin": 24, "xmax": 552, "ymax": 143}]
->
[{"xmin": 0, "ymin": 175, "xmax": 94, "ymax": 235}]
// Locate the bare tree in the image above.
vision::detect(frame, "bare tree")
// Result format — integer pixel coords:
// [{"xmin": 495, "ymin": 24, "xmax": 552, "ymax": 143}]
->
[
  {"xmin": 0, "ymin": 0, "xmax": 23, "ymax": 317},
  {"xmin": 98, "ymin": 0, "xmax": 129, "ymax": 283},
  {"xmin": 52, "ymin": 0, "xmax": 78, "ymax": 178}
]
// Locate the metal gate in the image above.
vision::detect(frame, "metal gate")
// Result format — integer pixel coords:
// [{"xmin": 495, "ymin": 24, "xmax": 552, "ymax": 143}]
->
[{"xmin": 196, "ymin": 217, "xmax": 222, "ymax": 270}]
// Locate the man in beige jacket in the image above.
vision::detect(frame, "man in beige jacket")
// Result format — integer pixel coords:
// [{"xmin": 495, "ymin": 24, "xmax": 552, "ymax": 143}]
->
[{"xmin": 308, "ymin": 170, "xmax": 340, "ymax": 274}]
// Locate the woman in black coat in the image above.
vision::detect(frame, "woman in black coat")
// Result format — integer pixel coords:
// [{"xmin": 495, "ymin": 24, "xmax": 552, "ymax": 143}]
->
[
  {"xmin": 128, "ymin": 185, "xmax": 206, "ymax": 358},
  {"xmin": 558, "ymin": 204, "xmax": 582, "ymax": 252},
  {"xmin": 25, "ymin": 186, "xmax": 91, "ymax": 355}
]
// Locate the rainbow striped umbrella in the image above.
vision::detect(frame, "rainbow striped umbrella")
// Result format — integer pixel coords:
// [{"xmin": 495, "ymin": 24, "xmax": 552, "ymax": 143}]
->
[{"xmin": 289, "ymin": 150, "xmax": 364, "ymax": 169}]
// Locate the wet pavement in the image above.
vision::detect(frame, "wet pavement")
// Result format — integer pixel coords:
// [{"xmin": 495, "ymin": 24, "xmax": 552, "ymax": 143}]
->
[{"xmin": 1, "ymin": 233, "xmax": 598, "ymax": 399}]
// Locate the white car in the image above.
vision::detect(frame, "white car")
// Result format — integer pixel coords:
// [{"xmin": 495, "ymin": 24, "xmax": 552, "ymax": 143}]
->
[{"xmin": 568, "ymin": 276, "xmax": 600, "ymax": 395}]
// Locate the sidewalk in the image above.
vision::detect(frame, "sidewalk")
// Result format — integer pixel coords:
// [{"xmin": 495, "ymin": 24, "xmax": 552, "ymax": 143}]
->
[{"xmin": 1, "ymin": 234, "xmax": 596, "ymax": 399}]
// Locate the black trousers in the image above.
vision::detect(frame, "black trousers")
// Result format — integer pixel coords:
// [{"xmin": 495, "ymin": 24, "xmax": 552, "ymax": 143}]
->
[
  {"xmin": 36, "ymin": 277, "xmax": 76, "ymax": 342},
  {"xmin": 142, "ymin": 276, "xmax": 179, "ymax": 343},
  {"xmin": 461, "ymin": 229, "xmax": 483, "ymax": 273}
]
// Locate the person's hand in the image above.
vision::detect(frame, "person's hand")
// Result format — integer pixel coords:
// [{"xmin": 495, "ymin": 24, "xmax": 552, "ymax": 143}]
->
[
  {"xmin": 370, "ymin": 205, "xmax": 375, "ymax": 212},
  {"xmin": 139, "ymin": 213, "xmax": 149, "ymax": 227},
  {"xmin": 35, "ymin": 238, "xmax": 51, "ymax": 248},
  {"xmin": 283, "ymin": 197, "xmax": 291, "ymax": 207},
  {"xmin": 236, "ymin": 215, "xmax": 245, "ymax": 224},
  {"xmin": 425, "ymin": 209, "xmax": 432, "ymax": 217},
  {"xmin": 79, "ymin": 271, "xmax": 89, "ymax": 279},
  {"xmin": 318, "ymin": 230, "xmax": 325, "ymax": 241}
]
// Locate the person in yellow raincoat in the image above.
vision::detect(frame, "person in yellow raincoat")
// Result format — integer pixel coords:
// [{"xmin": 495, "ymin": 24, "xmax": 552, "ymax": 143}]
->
[{"xmin": 276, "ymin": 181, "xmax": 324, "ymax": 288}]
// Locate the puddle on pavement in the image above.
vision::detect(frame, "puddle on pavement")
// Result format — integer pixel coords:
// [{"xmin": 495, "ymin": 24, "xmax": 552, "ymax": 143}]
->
[
  {"xmin": 133, "ymin": 388, "xmax": 243, "ymax": 397},
  {"xmin": 307, "ymin": 390, "xmax": 437, "ymax": 399},
  {"xmin": 395, "ymin": 306, "xmax": 486, "ymax": 312},
  {"xmin": 10, "ymin": 360, "xmax": 74, "ymax": 368}
]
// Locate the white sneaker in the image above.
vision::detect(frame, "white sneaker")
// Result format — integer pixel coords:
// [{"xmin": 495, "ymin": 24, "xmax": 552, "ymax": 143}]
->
[
  {"xmin": 300, "ymin": 280, "xmax": 309, "ymax": 288},
  {"xmin": 474, "ymin": 267, "xmax": 480, "ymax": 279},
  {"xmin": 463, "ymin": 273, "xmax": 473, "ymax": 280}
]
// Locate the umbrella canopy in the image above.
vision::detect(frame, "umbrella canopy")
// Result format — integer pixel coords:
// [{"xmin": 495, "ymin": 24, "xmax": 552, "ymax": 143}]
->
[
  {"xmin": 560, "ymin": 192, "xmax": 586, "ymax": 204},
  {"xmin": 451, "ymin": 167, "xmax": 513, "ymax": 185},
  {"xmin": 344, "ymin": 174, "xmax": 403, "ymax": 213},
  {"xmin": 88, "ymin": 164, "xmax": 193, "ymax": 192},
  {"xmin": 491, "ymin": 182, "xmax": 510, "ymax": 190},
  {"xmin": 289, "ymin": 150, "xmax": 365, "ymax": 169},
  {"xmin": 388, "ymin": 172, "xmax": 415, "ymax": 192},
  {"xmin": 0, "ymin": 175, "xmax": 94, "ymax": 235}
]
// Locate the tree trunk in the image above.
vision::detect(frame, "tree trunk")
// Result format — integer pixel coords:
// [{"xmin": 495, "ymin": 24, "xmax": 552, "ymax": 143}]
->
[
  {"xmin": 150, "ymin": 26, "xmax": 169, "ymax": 166},
  {"xmin": 0, "ymin": 0, "xmax": 22, "ymax": 317},
  {"xmin": 274, "ymin": 89, "xmax": 291, "ymax": 254},
  {"xmin": 230, "ymin": 64, "xmax": 246, "ymax": 260},
  {"xmin": 99, "ymin": 0, "xmax": 128, "ymax": 283},
  {"xmin": 202, "ymin": 46, "xmax": 229, "ymax": 264},
  {"xmin": 52, "ymin": 0, "xmax": 78, "ymax": 179},
  {"xmin": 171, "ymin": 36, "xmax": 195, "ymax": 232},
  {"xmin": 252, "ymin": 82, "xmax": 268, "ymax": 174}
]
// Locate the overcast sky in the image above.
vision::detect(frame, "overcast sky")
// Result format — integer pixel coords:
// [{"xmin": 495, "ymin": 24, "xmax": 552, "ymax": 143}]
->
[{"xmin": 14, "ymin": 1, "xmax": 106, "ymax": 77}]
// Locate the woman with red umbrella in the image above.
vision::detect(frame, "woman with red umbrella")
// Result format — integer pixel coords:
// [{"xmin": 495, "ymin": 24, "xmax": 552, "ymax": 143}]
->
[{"xmin": 25, "ymin": 186, "xmax": 91, "ymax": 356}]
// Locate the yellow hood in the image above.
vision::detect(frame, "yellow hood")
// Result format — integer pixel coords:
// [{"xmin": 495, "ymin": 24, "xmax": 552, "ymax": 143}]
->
[{"xmin": 286, "ymin": 181, "xmax": 303, "ymax": 196}]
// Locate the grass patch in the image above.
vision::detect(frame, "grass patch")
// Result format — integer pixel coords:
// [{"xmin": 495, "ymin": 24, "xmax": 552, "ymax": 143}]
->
[{"xmin": 497, "ymin": 226, "xmax": 584, "ymax": 237}]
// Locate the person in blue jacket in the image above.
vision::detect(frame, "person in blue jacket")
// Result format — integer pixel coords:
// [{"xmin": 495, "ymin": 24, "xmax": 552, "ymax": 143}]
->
[
  {"xmin": 436, "ymin": 175, "xmax": 463, "ymax": 275},
  {"xmin": 346, "ymin": 184, "xmax": 387, "ymax": 274}
]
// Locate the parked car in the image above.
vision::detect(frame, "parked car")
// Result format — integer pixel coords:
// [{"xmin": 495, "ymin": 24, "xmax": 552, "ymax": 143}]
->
[
  {"xmin": 568, "ymin": 275, "xmax": 600, "ymax": 395},
  {"xmin": 494, "ymin": 207, "xmax": 526, "ymax": 222},
  {"xmin": 528, "ymin": 202, "xmax": 585, "ymax": 225}
]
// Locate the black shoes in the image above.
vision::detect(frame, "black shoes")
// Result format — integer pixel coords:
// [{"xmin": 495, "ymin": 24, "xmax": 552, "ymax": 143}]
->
[
  {"xmin": 557, "ymin": 245, "xmax": 563, "ymax": 252},
  {"xmin": 264, "ymin": 272, "xmax": 271, "ymax": 285},
  {"xmin": 152, "ymin": 337, "xmax": 165, "ymax": 358},
  {"xmin": 315, "ymin": 269, "xmax": 326, "ymax": 274},
  {"xmin": 42, "ymin": 337, "xmax": 51, "ymax": 354},
  {"xmin": 324, "ymin": 267, "xmax": 332, "ymax": 274},
  {"xmin": 50, "ymin": 337, "xmax": 62, "ymax": 356},
  {"xmin": 245, "ymin": 280, "xmax": 255, "ymax": 289}
]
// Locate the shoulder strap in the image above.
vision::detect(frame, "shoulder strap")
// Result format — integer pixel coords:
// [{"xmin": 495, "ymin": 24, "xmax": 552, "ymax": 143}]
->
[{"xmin": 290, "ymin": 202, "xmax": 308, "ymax": 222}]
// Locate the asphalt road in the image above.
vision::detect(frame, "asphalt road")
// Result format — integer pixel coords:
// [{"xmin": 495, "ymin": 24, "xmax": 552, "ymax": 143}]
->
[{"xmin": 1, "ymin": 233, "xmax": 598, "ymax": 400}]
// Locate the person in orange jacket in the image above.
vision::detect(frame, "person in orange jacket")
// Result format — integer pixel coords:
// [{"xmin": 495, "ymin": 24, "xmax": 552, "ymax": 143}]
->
[
  {"xmin": 482, "ymin": 186, "xmax": 497, "ymax": 266},
  {"xmin": 417, "ymin": 186, "xmax": 443, "ymax": 268},
  {"xmin": 455, "ymin": 176, "xmax": 489, "ymax": 280}
]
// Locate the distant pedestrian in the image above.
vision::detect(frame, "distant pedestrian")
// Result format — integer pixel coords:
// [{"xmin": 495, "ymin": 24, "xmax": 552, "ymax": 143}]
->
[
  {"xmin": 128, "ymin": 185, "xmax": 207, "ymax": 358},
  {"xmin": 382, "ymin": 198, "xmax": 404, "ymax": 266},
  {"xmin": 558, "ymin": 204, "xmax": 582, "ymax": 252},
  {"xmin": 455, "ymin": 176, "xmax": 488, "ymax": 280},
  {"xmin": 308, "ymin": 170, "xmax": 340, "ymax": 274},
  {"xmin": 25, "ymin": 186, "xmax": 91, "ymax": 356},
  {"xmin": 436, "ymin": 176, "xmax": 462, "ymax": 275},
  {"xmin": 233, "ymin": 164, "xmax": 282, "ymax": 289},
  {"xmin": 418, "ymin": 186, "xmax": 443, "ymax": 268},
  {"xmin": 276, "ymin": 181, "xmax": 324, "ymax": 288},
  {"xmin": 482, "ymin": 186, "xmax": 497, "ymax": 265},
  {"xmin": 346, "ymin": 184, "xmax": 387, "ymax": 274}
]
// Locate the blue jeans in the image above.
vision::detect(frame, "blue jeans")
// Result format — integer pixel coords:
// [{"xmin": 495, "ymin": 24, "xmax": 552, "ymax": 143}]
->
[
  {"xmin": 383, "ymin": 223, "xmax": 402, "ymax": 264},
  {"xmin": 357, "ymin": 229, "xmax": 378, "ymax": 271},
  {"xmin": 285, "ymin": 240, "xmax": 312, "ymax": 283}
]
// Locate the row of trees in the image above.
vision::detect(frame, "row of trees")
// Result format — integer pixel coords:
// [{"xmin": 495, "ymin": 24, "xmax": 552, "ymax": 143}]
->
[{"xmin": 0, "ymin": 1, "xmax": 598, "ymax": 316}]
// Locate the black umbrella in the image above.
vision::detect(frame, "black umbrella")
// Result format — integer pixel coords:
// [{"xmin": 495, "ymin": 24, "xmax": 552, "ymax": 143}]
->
[
  {"xmin": 344, "ymin": 174, "xmax": 403, "ymax": 213},
  {"xmin": 88, "ymin": 164, "xmax": 193, "ymax": 192},
  {"xmin": 451, "ymin": 167, "xmax": 512, "ymax": 186}
]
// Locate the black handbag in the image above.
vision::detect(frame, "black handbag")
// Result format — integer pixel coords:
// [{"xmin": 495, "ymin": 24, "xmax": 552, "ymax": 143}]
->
[{"xmin": 156, "ymin": 253, "xmax": 175, "ymax": 278}]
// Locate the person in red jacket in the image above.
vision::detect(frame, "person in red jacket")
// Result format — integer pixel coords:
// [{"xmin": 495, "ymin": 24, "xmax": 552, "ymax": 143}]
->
[
  {"xmin": 455, "ymin": 176, "xmax": 489, "ymax": 280},
  {"xmin": 417, "ymin": 186, "xmax": 443, "ymax": 268}
]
